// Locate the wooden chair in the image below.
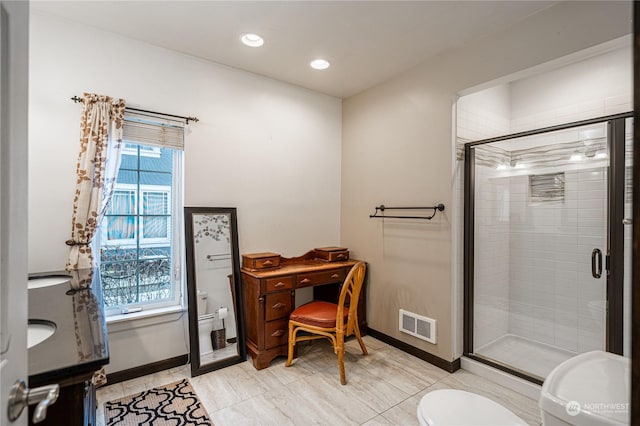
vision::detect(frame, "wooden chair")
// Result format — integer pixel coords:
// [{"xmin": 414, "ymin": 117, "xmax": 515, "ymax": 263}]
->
[{"xmin": 285, "ymin": 261, "xmax": 367, "ymax": 384}]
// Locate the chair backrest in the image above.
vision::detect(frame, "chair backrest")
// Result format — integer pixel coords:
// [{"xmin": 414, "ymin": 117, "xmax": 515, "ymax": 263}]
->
[{"xmin": 336, "ymin": 262, "xmax": 366, "ymax": 335}]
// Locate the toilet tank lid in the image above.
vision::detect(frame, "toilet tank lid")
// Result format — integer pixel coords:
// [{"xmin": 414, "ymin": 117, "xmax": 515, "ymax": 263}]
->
[
  {"xmin": 540, "ymin": 351, "xmax": 630, "ymax": 425},
  {"xmin": 418, "ymin": 389, "xmax": 527, "ymax": 426}
]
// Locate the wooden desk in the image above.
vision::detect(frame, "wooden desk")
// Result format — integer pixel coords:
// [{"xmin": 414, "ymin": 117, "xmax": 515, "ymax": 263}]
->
[{"xmin": 241, "ymin": 251, "xmax": 366, "ymax": 370}]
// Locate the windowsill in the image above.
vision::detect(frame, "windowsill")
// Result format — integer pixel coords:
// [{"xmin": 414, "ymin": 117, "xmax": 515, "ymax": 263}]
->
[{"xmin": 106, "ymin": 305, "xmax": 185, "ymax": 325}]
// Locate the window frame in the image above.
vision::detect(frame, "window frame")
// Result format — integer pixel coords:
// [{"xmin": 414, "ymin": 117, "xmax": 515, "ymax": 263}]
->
[
  {"xmin": 102, "ymin": 184, "xmax": 173, "ymax": 247},
  {"xmin": 141, "ymin": 189, "xmax": 171, "ymax": 243},
  {"xmin": 100, "ymin": 143, "xmax": 184, "ymax": 316},
  {"xmin": 104, "ymin": 188, "xmax": 137, "ymax": 242}
]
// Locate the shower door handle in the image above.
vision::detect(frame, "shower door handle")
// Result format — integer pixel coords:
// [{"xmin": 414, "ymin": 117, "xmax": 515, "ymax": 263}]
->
[{"xmin": 592, "ymin": 248, "xmax": 602, "ymax": 279}]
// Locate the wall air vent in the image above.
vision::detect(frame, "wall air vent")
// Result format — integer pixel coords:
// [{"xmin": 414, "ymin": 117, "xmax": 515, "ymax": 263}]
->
[{"xmin": 399, "ymin": 309, "xmax": 436, "ymax": 344}]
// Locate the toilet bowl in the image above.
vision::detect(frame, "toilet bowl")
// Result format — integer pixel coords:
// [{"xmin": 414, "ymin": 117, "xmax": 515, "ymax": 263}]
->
[
  {"xmin": 198, "ymin": 316, "xmax": 215, "ymax": 355},
  {"xmin": 539, "ymin": 351, "xmax": 630, "ymax": 426},
  {"xmin": 418, "ymin": 389, "xmax": 527, "ymax": 426},
  {"xmin": 197, "ymin": 290, "xmax": 208, "ymax": 316}
]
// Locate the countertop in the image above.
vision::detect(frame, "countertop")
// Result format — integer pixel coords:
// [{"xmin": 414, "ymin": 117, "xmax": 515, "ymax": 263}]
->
[
  {"xmin": 241, "ymin": 258, "xmax": 359, "ymax": 279},
  {"xmin": 28, "ymin": 269, "xmax": 109, "ymax": 387},
  {"xmin": 241, "ymin": 250, "xmax": 359, "ymax": 279}
]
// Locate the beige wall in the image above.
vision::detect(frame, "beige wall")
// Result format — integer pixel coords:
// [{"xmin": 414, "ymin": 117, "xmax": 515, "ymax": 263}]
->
[
  {"xmin": 341, "ymin": 1, "xmax": 631, "ymax": 361},
  {"xmin": 29, "ymin": 14, "xmax": 342, "ymax": 274},
  {"xmin": 29, "ymin": 13, "xmax": 342, "ymax": 373}
]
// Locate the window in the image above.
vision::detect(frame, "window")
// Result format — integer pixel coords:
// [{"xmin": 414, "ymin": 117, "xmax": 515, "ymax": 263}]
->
[
  {"xmin": 104, "ymin": 186, "xmax": 171, "ymax": 245},
  {"xmin": 105, "ymin": 189, "xmax": 136, "ymax": 240},
  {"xmin": 143, "ymin": 191, "xmax": 170, "ymax": 238},
  {"xmin": 100, "ymin": 115, "xmax": 184, "ymax": 315}
]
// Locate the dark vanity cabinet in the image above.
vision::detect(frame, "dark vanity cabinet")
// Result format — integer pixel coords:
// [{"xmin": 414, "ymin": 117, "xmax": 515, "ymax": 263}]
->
[
  {"xmin": 28, "ymin": 270, "xmax": 108, "ymax": 426},
  {"xmin": 28, "ymin": 374, "xmax": 97, "ymax": 426}
]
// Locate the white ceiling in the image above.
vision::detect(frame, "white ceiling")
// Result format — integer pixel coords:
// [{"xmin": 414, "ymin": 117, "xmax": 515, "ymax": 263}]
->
[{"xmin": 31, "ymin": 1, "xmax": 558, "ymax": 99}]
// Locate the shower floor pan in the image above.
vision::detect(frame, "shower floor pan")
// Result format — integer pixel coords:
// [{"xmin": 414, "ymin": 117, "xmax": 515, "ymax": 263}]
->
[{"xmin": 475, "ymin": 334, "xmax": 576, "ymax": 379}]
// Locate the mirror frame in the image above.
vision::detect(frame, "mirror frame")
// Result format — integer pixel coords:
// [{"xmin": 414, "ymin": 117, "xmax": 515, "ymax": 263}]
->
[{"xmin": 184, "ymin": 207, "xmax": 246, "ymax": 376}]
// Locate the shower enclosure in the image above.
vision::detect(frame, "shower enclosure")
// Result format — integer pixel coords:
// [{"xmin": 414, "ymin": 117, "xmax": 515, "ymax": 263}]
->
[{"xmin": 463, "ymin": 113, "xmax": 632, "ymax": 384}]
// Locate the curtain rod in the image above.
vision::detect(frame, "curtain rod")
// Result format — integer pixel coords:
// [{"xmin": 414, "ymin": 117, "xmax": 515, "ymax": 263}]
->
[{"xmin": 70, "ymin": 96, "xmax": 199, "ymax": 124}]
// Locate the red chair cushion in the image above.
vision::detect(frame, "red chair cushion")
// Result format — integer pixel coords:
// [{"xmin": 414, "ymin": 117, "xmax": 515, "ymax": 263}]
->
[{"xmin": 289, "ymin": 301, "xmax": 348, "ymax": 328}]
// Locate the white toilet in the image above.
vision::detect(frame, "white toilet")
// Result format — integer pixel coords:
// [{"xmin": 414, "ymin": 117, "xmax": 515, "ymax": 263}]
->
[
  {"xmin": 539, "ymin": 351, "xmax": 630, "ymax": 426},
  {"xmin": 197, "ymin": 290, "xmax": 208, "ymax": 316},
  {"xmin": 417, "ymin": 389, "xmax": 527, "ymax": 426}
]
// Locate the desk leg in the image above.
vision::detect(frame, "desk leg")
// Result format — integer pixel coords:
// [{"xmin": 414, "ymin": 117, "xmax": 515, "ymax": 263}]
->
[{"xmin": 247, "ymin": 343, "xmax": 288, "ymax": 370}]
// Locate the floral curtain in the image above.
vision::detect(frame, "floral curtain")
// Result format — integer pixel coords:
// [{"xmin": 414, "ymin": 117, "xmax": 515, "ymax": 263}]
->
[{"xmin": 65, "ymin": 93, "xmax": 126, "ymax": 277}]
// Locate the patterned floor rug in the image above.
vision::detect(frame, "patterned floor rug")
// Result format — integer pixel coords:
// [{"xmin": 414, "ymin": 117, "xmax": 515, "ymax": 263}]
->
[{"xmin": 105, "ymin": 379, "xmax": 212, "ymax": 425}]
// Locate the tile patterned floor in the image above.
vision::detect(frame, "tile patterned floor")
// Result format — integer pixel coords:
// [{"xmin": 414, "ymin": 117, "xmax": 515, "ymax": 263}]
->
[{"xmin": 96, "ymin": 336, "xmax": 542, "ymax": 425}]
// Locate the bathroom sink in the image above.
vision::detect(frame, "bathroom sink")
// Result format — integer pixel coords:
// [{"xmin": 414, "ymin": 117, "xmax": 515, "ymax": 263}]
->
[
  {"xmin": 27, "ymin": 320, "xmax": 56, "ymax": 349},
  {"xmin": 28, "ymin": 276, "xmax": 70, "ymax": 289}
]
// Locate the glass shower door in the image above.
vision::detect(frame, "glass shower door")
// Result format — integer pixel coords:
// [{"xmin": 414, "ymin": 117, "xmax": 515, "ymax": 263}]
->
[{"xmin": 464, "ymin": 116, "xmax": 627, "ymax": 383}]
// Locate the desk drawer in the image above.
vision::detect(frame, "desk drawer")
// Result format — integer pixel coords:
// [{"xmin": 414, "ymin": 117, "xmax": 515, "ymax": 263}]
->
[
  {"xmin": 265, "ymin": 277, "xmax": 292, "ymax": 293},
  {"xmin": 296, "ymin": 269, "xmax": 345, "ymax": 288},
  {"xmin": 242, "ymin": 252, "xmax": 281, "ymax": 270},
  {"xmin": 314, "ymin": 247, "xmax": 349, "ymax": 262},
  {"xmin": 265, "ymin": 319, "xmax": 288, "ymax": 349},
  {"xmin": 265, "ymin": 292, "xmax": 292, "ymax": 321}
]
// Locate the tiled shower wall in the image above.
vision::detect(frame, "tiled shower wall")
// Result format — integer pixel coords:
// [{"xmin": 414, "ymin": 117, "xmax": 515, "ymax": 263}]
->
[
  {"xmin": 473, "ymin": 166, "xmax": 607, "ymax": 354},
  {"xmin": 473, "ymin": 165, "xmax": 510, "ymax": 349},
  {"xmin": 507, "ymin": 168, "xmax": 606, "ymax": 353}
]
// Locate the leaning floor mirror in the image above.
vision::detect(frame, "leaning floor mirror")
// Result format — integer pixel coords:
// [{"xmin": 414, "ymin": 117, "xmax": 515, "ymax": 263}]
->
[{"xmin": 185, "ymin": 207, "xmax": 246, "ymax": 376}]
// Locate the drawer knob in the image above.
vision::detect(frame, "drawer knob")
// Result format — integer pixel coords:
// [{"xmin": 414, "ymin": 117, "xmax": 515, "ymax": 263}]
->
[
  {"xmin": 271, "ymin": 329, "xmax": 285, "ymax": 337},
  {"xmin": 271, "ymin": 302, "xmax": 286, "ymax": 309},
  {"xmin": 336, "ymin": 254, "xmax": 346, "ymax": 259},
  {"xmin": 300, "ymin": 278, "xmax": 311, "ymax": 284},
  {"xmin": 274, "ymin": 281, "xmax": 286, "ymax": 288},
  {"xmin": 263, "ymin": 260, "xmax": 273, "ymax": 266},
  {"xmin": 331, "ymin": 274, "xmax": 339, "ymax": 279}
]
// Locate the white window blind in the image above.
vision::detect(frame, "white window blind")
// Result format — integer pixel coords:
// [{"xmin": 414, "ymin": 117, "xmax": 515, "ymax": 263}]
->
[{"xmin": 123, "ymin": 113, "xmax": 185, "ymax": 150}]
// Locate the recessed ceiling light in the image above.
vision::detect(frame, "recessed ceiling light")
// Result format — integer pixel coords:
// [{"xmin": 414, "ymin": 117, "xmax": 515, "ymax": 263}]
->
[
  {"xmin": 310, "ymin": 59, "xmax": 330, "ymax": 70},
  {"xmin": 241, "ymin": 33, "xmax": 264, "ymax": 47}
]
